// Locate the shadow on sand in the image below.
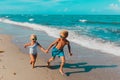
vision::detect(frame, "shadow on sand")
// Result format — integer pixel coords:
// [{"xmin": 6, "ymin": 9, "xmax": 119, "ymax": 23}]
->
[
  {"xmin": 49, "ymin": 62, "xmax": 117, "ymax": 76},
  {"xmin": 34, "ymin": 65, "xmax": 47, "ymax": 68}
]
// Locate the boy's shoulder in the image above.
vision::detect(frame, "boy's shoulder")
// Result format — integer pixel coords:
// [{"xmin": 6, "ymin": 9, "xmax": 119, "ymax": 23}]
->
[
  {"xmin": 56, "ymin": 38, "xmax": 61, "ymax": 41},
  {"xmin": 59, "ymin": 38, "xmax": 69, "ymax": 43}
]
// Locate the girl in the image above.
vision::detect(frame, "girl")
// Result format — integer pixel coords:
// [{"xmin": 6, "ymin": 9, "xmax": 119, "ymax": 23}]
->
[{"xmin": 24, "ymin": 34, "xmax": 46, "ymax": 69}]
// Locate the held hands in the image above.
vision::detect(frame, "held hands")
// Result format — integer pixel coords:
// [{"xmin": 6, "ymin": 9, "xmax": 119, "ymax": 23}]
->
[{"xmin": 45, "ymin": 49, "xmax": 49, "ymax": 53}]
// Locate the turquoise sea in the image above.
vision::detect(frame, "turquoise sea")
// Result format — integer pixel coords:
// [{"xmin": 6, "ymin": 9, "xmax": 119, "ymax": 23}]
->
[{"xmin": 0, "ymin": 15, "xmax": 120, "ymax": 56}]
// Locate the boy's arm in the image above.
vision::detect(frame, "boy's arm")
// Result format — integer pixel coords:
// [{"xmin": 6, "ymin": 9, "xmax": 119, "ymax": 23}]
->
[
  {"xmin": 67, "ymin": 41, "xmax": 72, "ymax": 56},
  {"xmin": 24, "ymin": 43, "xmax": 31, "ymax": 48},
  {"xmin": 46, "ymin": 38, "xmax": 60, "ymax": 52}
]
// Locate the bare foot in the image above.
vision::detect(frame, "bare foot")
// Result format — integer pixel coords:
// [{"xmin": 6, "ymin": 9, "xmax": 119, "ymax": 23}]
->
[
  {"xmin": 47, "ymin": 61, "xmax": 50, "ymax": 67},
  {"xmin": 32, "ymin": 63, "xmax": 35, "ymax": 69},
  {"xmin": 32, "ymin": 66, "xmax": 35, "ymax": 69},
  {"xmin": 59, "ymin": 69, "xmax": 65, "ymax": 75},
  {"xmin": 30, "ymin": 61, "xmax": 32, "ymax": 64}
]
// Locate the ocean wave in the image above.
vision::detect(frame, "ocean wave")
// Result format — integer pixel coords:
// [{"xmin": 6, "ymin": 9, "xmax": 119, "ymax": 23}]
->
[
  {"xmin": 0, "ymin": 18, "xmax": 60, "ymax": 37},
  {"xmin": 0, "ymin": 18, "xmax": 120, "ymax": 56},
  {"xmin": 106, "ymin": 28, "xmax": 120, "ymax": 34},
  {"xmin": 79, "ymin": 19, "xmax": 87, "ymax": 23},
  {"xmin": 79, "ymin": 19, "xmax": 120, "ymax": 25},
  {"xmin": 29, "ymin": 18, "xmax": 34, "ymax": 21},
  {"xmin": 89, "ymin": 21, "xmax": 120, "ymax": 25},
  {"xmin": 5, "ymin": 16, "xmax": 9, "ymax": 18},
  {"xmin": 69, "ymin": 32, "xmax": 120, "ymax": 56}
]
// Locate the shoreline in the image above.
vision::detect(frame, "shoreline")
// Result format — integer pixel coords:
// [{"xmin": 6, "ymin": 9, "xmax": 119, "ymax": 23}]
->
[{"xmin": 0, "ymin": 17, "xmax": 120, "ymax": 56}]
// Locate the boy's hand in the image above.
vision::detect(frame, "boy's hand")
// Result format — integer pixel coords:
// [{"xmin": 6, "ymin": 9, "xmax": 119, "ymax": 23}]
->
[{"xmin": 45, "ymin": 50, "xmax": 49, "ymax": 53}]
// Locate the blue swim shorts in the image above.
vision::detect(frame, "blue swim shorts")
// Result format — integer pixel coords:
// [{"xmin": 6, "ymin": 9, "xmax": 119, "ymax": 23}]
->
[{"xmin": 52, "ymin": 47, "xmax": 64, "ymax": 57}]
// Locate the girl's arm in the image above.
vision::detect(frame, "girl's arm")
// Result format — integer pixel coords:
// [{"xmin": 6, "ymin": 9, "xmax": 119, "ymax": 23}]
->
[
  {"xmin": 67, "ymin": 41, "xmax": 72, "ymax": 56},
  {"xmin": 37, "ymin": 43, "xmax": 46, "ymax": 53},
  {"xmin": 46, "ymin": 38, "xmax": 60, "ymax": 53},
  {"xmin": 24, "ymin": 43, "xmax": 31, "ymax": 48}
]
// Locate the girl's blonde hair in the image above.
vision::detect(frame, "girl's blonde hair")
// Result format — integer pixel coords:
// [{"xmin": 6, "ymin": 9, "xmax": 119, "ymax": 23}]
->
[{"xmin": 30, "ymin": 34, "xmax": 37, "ymax": 40}]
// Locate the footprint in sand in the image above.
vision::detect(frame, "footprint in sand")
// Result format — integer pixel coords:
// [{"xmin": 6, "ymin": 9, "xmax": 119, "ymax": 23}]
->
[
  {"xmin": 0, "ymin": 51, "xmax": 4, "ymax": 53},
  {"xmin": 0, "ymin": 75, "xmax": 3, "ymax": 80},
  {"xmin": 2, "ymin": 66, "xmax": 6, "ymax": 69},
  {"xmin": 0, "ymin": 51, "xmax": 4, "ymax": 57},
  {"xmin": 0, "ymin": 65, "xmax": 6, "ymax": 69},
  {"xmin": 13, "ymin": 72, "xmax": 16, "ymax": 75}
]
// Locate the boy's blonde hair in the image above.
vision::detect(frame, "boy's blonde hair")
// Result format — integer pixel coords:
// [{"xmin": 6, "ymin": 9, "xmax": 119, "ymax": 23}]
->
[
  {"xmin": 30, "ymin": 34, "xmax": 37, "ymax": 40},
  {"xmin": 60, "ymin": 30, "xmax": 68, "ymax": 38}
]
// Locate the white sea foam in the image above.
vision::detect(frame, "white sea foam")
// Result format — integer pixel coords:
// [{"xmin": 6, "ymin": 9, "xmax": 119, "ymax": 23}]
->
[
  {"xmin": 5, "ymin": 16, "xmax": 9, "ymax": 18},
  {"xmin": 29, "ymin": 18, "xmax": 34, "ymax": 21},
  {"xmin": 0, "ymin": 18, "xmax": 120, "ymax": 56},
  {"xmin": 0, "ymin": 18, "xmax": 60, "ymax": 38},
  {"xmin": 79, "ymin": 19, "xmax": 87, "ymax": 23},
  {"xmin": 69, "ymin": 31, "xmax": 120, "ymax": 56}
]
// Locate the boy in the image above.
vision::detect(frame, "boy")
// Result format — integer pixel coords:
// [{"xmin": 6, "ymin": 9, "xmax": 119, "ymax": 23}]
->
[{"xmin": 46, "ymin": 30, "xmax": 72, "ymax": 75}]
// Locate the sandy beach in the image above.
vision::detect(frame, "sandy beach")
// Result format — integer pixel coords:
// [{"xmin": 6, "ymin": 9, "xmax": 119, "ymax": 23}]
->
[
  {"xmin": 0, "ymin": 33, "xmax": 120, "ymax": 80},
  {"xmin": 0, "ymin": 34, "xmax": 67, "ymax": 80}
]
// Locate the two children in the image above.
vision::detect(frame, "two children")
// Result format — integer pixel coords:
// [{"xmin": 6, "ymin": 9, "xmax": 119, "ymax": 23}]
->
[{"xmin": 24, "ymin": 30, "xmax": 72, "ymax": 75}]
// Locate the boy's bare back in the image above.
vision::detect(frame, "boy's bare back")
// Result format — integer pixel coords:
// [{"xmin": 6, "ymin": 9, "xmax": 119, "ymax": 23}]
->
[{"xmin": 56, "ymin": 38, "xmax": 69, "ymax": 50}]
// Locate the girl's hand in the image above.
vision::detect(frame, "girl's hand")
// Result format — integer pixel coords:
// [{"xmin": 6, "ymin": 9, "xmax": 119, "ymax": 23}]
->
[
  {"xmin": 24, "ymin": 45, "xmax": 27, "ymax": 48},
  {"xmin": 69, "ymin": 52, "xmax": 72, "ymax": 56}
]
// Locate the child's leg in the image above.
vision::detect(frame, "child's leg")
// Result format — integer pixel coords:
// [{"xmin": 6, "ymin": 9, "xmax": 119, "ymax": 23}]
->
[
  {"xmin": 59, "ymin": 56, "xmax": 65, "ymax": 75},
  {"xmin": 47, "ymin": 57, "xmax": 55, "ymax": 67},
  {"xmin": 29, "ymin": 54, "xmax": 37, "ymax": 68},
  {"xmin": 29, "ymin": 54, "xmax": 33, "ymax": 64},
  {"xmin": 33, "ymin": 54, "xmax": 37, "ymax": 67},
  {"xmin": 33, "ymin": 54, "xmax": 37, "ymax": 63}
]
